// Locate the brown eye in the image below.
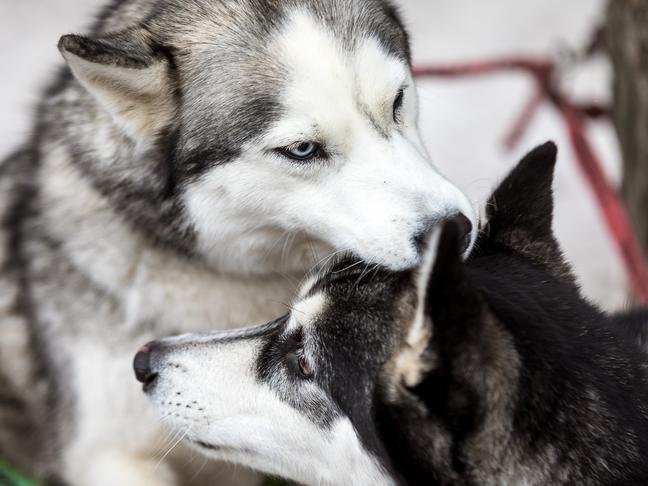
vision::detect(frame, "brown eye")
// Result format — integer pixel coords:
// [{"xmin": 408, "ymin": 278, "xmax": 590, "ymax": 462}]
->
[{"xmin": 298, "ymin": 355, "xmax": 313, "ymax": 378}]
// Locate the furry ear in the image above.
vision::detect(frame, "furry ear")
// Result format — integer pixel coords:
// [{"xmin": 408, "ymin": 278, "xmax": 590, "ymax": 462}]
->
[
  {"xmin": 393, "ymin": 228, "xmax": 441, "ymax": 388},
  {"xmin": 58, "ymin": 29, "xmax": 177, "ymax": 142},
  {"xmin": 487, "ymin": 141, "xmax": 557, "ymax": 240},
  {"xmin": 394, "ymin": 220, "xmax": 477, "ymax": 388},
  {"xmin": 480, "ymin": 141, "xmax": 571, "ymax": 275},
  {"xmin": 424, "ymin": 221, "xmax": 485, "ymax": 362},
  {"xmin": 404, "ymin": 223, "xmax": 518, "ymax": 425}
]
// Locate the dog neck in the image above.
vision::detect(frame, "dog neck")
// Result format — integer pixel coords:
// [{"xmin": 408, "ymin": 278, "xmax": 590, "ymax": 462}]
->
[{"xmin": 37, "ymin": 143, "xmax": 298, "ymax": 334}]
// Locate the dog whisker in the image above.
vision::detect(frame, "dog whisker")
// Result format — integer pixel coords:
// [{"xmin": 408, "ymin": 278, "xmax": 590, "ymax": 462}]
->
[
  {"xmin": 151, "ymin": 411, "xmax": 182, "ymax": 454},
  {"xmin": 332, "ymin": 258, "xmax": 364, "ymax": 274},
  {"xmin": 280, "ymin": 232, "xmax": 298, "ymax": 272},
  {"xmin": 309, "ymin": 248, "xmax": 349, "ymax": 274},
  {"xmin": 354, "ymin": 262, "xmax": 374, "ymax": 289},
  {"xmin": 187, "ymin": 453, "xmax": 209, "ymax": 484},
  {"xmin": 153, "ymin": 425, "xmax": 183, "ymax": 460},
  {"xmin": 269, "ymin": 300, "xmax": 302, "ymax": 316},
  {"xmin": 156, "ymin": 426, "xmax": 191, "ymax": 469},
  {"xmin": 265, "ymin": 230, "xmax": 288, "ymax": 260}
]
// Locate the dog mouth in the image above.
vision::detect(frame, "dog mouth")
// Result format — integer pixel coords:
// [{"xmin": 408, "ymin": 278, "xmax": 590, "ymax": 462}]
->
[
  {"xmin": 192, "ymin": 440, "xmax": 258, "ymax": 458},
  {"xmin": 195, "ymin": 440, "xmax": 225, "ymax": 451},
  {"xmin": 141, "ymin": 374, "xmax": 158, "ymax": 393}
]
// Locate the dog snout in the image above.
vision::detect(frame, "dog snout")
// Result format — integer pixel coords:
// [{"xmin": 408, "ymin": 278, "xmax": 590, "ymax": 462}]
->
[
  {"xmin": 453, "ymin": 213, "xmax": 473, "ymax": 252},
  {"xmin": 133, "ymin": 341, "xmax": 159, "ymax": 390},
  {"xmin": 413, "ymin": 213, "xmax": 473, "ymax": 254}
]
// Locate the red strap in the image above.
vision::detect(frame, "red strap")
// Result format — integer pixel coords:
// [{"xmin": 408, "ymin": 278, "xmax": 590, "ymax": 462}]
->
[
  {"xmin": 559, "ymin": 103, "xmax": 648, "ymax": 303},
  {"xmin": 414, "ymin": 58, "xmax": 648, "ymax": 304}
]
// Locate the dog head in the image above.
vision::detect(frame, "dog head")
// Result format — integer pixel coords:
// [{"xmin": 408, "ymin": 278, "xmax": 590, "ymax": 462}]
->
[
  {"xmin": 58, "ymin": 0, "xmax": 475, "ymax": 274},
  {"xmin": 137, "ymin": 143, "xmax": 620, "ymax": 485}
]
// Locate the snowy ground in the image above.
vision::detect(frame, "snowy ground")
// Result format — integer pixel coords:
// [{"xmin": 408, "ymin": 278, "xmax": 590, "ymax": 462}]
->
[{"xmin": 0, "ymin": 0, "xmax": 627, "ymax": 309}]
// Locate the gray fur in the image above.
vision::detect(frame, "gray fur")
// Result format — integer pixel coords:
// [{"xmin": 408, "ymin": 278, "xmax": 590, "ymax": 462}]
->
[{"xmin": 0, "ymin": 0, "xmax": 425, "ymax": 484}]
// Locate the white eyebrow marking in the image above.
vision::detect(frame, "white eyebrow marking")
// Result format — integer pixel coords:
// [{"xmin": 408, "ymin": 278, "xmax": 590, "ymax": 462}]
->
[
  {"xmin": 297, "ymin": 274, "xmax": 320, "ymax": 299},
  {"xmin": 270, "ymin": 9, "xmax": 409, "ymax": 144},
  {"xmin": 287, "ymin": 291, "xmax": 326, "ymax": 331}
]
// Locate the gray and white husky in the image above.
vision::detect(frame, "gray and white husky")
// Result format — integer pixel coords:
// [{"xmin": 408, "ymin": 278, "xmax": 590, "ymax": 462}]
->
[
  {"xmin": 137, "ymin": 143, "xmax": 648, "ymax": 485},
  {"xmin": 0, "ymin": 0, "xmax": 476, "ymax": 484}
]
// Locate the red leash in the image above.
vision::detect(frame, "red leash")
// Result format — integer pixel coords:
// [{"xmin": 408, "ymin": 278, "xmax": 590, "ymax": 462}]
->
[{"xmin": 413, "ymin": 57, "xmax": 648, "ymax": 304}]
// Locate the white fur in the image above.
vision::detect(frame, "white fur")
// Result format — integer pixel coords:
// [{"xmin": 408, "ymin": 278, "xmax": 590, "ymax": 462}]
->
[
  {"xmin": 146, "ymin": 276, "xmax": 390, "ymax": 485},
  {"xmin": 39, "ymin": 144, "xmax": 293, "ymax": 485},
  {"xmin": 60, "ymin": 48, "xmax": 176, "ymax": 145},
  {"xmin": 411, "ymin": 229, "xmax": 442, "ymax": 346},
  {"xmin": 185, "ymin": 10, "xmax": 476, "ymax": 274},
  {"xmin": 39, "ymin": 145, "xmax": 295, "ymax": 333},
  {"xmin": 38, "ymin": 7, "xmax": 477, "ymax": 485},
  {"xmin": 287, "ymin": 291, "xmax": 326, "ymax": 331},
  {"xmin": 149, "ymin": 334, "xmax": 394, "ymax": 486},
  {"xmin": 394, "ymin": 229, "xmax": 441, "ymax": 388}
]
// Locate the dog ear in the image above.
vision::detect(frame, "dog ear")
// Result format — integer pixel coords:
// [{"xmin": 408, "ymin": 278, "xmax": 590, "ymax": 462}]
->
[
  {"xmin": 58, "ymin": 29, "xmax": 177, "ymax": 143},
  {"xmin": 486, "ymin": 141, "xmax": 557, "ymax": 241},
  {"xmin": 479, "ymin": 141, "xmax": 571, "ymax": 276},
  {"xmin": 424, "ymin": 221, "xmax": 487, "ymax": 374},
  {"xmin": 399, "ymin": 223, "xmax": 518, "ymax": 431},
  {"xmin": 394, "ymin": 220, "xmax": 481, "ymax": 389},
  {"xmin": 392, "ymin": 226, "xmax": 442, "ymax": 389}
]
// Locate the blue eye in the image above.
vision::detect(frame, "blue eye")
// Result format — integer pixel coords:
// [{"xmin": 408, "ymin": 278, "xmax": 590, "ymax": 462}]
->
[{"xmin": 280, "ymin": 142, "xmax": 323, "ymax": 161}]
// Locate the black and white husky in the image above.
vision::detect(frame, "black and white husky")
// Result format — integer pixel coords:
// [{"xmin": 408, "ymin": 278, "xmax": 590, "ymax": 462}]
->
[
  {"xmin": 137, "ymin": 143, "xmax": 648, "ymax": 485},
  {"xmin": 0, "ymin": 0, "xmax": 476, "ymax": 484}
]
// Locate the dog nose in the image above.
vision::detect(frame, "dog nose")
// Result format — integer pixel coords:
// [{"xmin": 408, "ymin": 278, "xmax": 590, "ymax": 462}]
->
[
  {"xmin": 453, "ymin": 213, "xmax": 473, "ymax": 253},
  {"xmin": 414, "ymin": 213, "xmax": 473, "ymax": 254},
  {"xmin": 133, "ymin": 341, "xmax": 158, "ymax": 388}
]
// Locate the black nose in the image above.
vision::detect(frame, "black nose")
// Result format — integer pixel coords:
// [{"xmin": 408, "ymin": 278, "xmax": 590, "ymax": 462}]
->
[
  {"xmin": 452, "ymin": 213, "xmax": 473, "ymax": 253},
  {"xmin": 133, "ymin": 341, "xmax": 158, "ymax": 389},
  {"xmin": 414, "ymin": 213, "xmax": 473, "ymax": 254}
]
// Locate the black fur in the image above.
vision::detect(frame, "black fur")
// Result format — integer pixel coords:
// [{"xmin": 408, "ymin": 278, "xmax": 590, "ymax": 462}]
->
[
  {"xmin": 279, "ymin": 143, "xmax": 648, "ymax": 485},
  {"xmin": 385, "ymin": 144, "xmax": 648, "ymax": 484},
  {"xmin": 132, "ymin": 142, "xmax": 648, "ymax": 485}
]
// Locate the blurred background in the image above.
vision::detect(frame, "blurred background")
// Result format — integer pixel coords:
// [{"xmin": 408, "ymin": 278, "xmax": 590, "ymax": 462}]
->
[{"xmin": 1, "ymin": 0, "xmax": 645, "ymax": 310}]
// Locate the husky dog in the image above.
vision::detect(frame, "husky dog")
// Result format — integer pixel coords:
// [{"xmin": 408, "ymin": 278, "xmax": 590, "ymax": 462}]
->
[
  {"xmin": 136, "ymin": 143, "xmax": 648, "ymax": 485},
  {"xmin": 0, "ymin": 0, "xmax": 477, "ymax": 484}
]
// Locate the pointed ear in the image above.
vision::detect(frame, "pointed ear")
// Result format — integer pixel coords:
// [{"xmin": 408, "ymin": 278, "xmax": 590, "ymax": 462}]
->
[
  {"xmin": 425, "ymin": 221, "xmax": 484, "ymax": 356},
  {"xmin": 402, "ymin": 224, "xmax": 519, "ymax": 425},
  {"xmin": 487, "ymin": 141, "xmax": 557, "ymax": 241},
  {"xmin": 58, "ymin": 29, "xmax": 177, "ymax": 142},
  {"xmin": 394, "ymin": 220, "xmax": 474, "ymax": 388},
  {"xmin": 393, "ymin": 228, "xmax": 441, "ymax": 388},
  {"xmin": 481, "ymin": 142, "xmax": 571, "ymax": 275}
]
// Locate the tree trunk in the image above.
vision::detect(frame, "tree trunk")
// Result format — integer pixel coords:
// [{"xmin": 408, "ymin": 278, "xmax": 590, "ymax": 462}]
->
[{"xmin": 607, "ymin": 0, "xmax": 648, "ymax": 260}]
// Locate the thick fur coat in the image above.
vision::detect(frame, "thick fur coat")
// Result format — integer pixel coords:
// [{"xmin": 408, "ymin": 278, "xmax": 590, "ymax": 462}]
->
[
  {"xmin": 0, "ymin": 0, "xmax": 476, "ymax": 484},
  {"xmin": 140, "ymin": 143, "xmax": 648, "ymax": 485}
]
